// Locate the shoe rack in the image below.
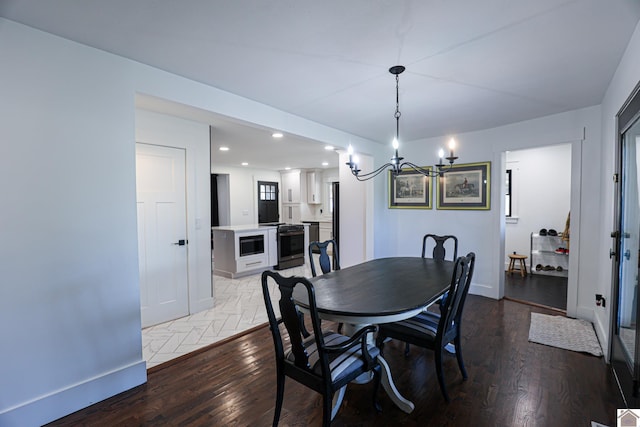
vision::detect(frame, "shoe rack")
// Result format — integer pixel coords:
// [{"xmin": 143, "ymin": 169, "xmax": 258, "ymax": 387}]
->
[{"xmin": 530, "ymin": 232, "xmax": 569, "ymax": 277}]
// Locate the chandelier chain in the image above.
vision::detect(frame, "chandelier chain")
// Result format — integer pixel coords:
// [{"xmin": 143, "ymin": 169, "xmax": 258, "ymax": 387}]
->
[
  {"xmin": 345, "ymin": 65, "xmax": 459, "ymax": 180},
  {"xmin": 395, "ymin": 73, "xmax": 401, "ymax": 140}
]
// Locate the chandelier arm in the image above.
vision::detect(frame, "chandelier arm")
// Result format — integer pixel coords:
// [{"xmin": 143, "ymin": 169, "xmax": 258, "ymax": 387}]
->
[
  {"xmin": 347, "ymin": 64, "xmax": 460, "ymax": 182},
  {"xmin": 352, "ymin": 163, "xmax": 395, "ymax": 181},
  {"xmin": 401, "ymin": 162, "xmax": 440, "ymax": 177}
]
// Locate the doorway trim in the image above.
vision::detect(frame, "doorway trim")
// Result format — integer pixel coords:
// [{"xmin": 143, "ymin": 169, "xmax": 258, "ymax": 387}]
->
[{"xmin": 496, "ymin": 138, "xmax": 583, "ymax": 318}]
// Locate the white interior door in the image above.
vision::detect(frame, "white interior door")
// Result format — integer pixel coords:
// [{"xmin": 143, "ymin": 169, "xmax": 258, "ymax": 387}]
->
[{"xmin": 136, "ymin": 143, "xmax": 189, "ymax": 328}]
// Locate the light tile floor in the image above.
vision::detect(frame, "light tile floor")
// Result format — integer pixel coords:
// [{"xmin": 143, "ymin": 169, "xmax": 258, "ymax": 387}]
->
[{"xmin": 142, "ymin": 262, "xmax": 312, "ymax": 369}]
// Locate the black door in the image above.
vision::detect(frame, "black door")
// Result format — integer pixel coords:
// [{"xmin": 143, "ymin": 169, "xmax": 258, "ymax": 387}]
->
[
  {"xmin": 258, "ymin": 181, "xmax": 279, "ymax": 224},
  {"xmin": 211, "ymin": 174, "xmax": 219, "ymax": 227}
]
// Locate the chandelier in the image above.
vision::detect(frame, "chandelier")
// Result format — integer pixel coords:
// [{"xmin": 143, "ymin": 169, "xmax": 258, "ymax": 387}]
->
[{"xmin": 346, "ymin": 65, "xmax": 459, "ymax": 181}]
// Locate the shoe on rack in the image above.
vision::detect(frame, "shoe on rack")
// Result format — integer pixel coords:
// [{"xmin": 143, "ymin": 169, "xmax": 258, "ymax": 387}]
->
[
  {"xmin": 536, "ymin": 264, "xmax": 543, "ymax": 271},
  {"xmin": 539, "ymin": 229, "xmax": 548, "ymax": 236},
  {"xmin": 548, "ymin": 229, "xmax": 558, "ymax": 236},
  {"xmin": 556, "ymin": 266, "xmax": 563, "ymax": 271},
  {"xmin": 544, "ymin": 265, "xmax": 554, "ymax": 271},
  {"xmin": 555, "ymin": 248, "xmax": 565, "ymax": 254}
]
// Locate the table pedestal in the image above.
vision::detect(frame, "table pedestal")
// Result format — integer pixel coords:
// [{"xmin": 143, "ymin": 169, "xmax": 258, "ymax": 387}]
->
[{"xmin": 338, "ymin": 323, "xmax": 415, "ymax": 414}]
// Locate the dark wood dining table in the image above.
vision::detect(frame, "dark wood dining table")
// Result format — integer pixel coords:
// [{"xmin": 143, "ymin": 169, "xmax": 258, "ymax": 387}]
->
[{"xmin": 293, "ymin": 256, "xmax": 455, "ymax": 414}]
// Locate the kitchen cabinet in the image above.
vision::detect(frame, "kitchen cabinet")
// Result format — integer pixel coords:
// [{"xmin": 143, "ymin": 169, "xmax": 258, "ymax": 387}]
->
[
  {"xmin": 307, "ymin": 171, "xmax": 321, "ymax": 204},
  {"xmin": 212, "ymin": 225, "xmax": 277, "ymax": 278},
  {"xmin": 281, "ymin": 171, "xmax": 301, "ymax": 203},
  {"xmin": 530, "ymin": 232, "xmax": 568, "ymax": 277},
  {"xmin": 284, "ymin": 204, "xmax": 301, "ymax": 224},
  {"xmin": 319, "ymin": 221, "xmax": 333, "ymax": 254},
  {"xmin": 267, "ymin": 228, "xmax": 278, "ymax": 266}
]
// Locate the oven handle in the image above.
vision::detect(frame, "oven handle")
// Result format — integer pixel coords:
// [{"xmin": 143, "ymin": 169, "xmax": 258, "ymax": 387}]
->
[{"xmin": 278, "ymin": 231, "xmax": 304, "ymax": 237}]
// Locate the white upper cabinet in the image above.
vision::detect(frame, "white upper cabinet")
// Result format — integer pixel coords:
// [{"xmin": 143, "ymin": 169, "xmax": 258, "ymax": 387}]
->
[
  {"xmin": 281, "ymin": 171, "xmax": 301, "ymax": 203},
  {"xmin": 307, "ymin": 171, "xmax": 322, "ymax": 204}
]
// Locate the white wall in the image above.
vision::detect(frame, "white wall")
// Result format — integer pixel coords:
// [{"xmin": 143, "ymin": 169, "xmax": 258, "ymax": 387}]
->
[
  {"xmin": 211, "ymin": 165, "xmax": 281, "ymax": 225},
  {"xmin": 135, "ymin": 109, "xmax": 213, "ymax": 313},
  {"xmin": 373, "ymin": 105, "xmax": 600, "ymax": 313},
  {"xmin": 0, "ymin": 20, "xmax": 146, "ymax": 426},
  {"xmin": 0, "ymin": 18, "xmax": 380, "ymax": 425},
  {"xmin": 505, "ymin": 144, "xmax": 572, "ymax": 264},
  {"xmin": 598, "ymin": 20, "xmax": 640, "ymax": 356}
]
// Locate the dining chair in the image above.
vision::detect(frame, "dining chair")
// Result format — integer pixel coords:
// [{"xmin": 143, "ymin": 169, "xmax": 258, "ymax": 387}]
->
[
  {"xmin": 405, "ymin": 234, "xmax": 459, "ymax": 356},
  {"xmin": 376, "ymin": 252, "xmax": 476, "ymax": 402},
  {"xmin": 261, "ymin": 270, "xmax": 381, "ymax": 426},
  {"xmin": 308, "ymin": 239, "xmax": 340, "ymax": 277},
  {"xmin": 308, "ymin": 239, "xmax": 343, "ymax": 333},
  {"xmin": 422, "ymin": 234, "xmax": 458, "ymax": 261}
]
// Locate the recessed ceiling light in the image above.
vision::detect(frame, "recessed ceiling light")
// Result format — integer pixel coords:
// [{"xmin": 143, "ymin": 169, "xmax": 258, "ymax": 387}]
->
[
  {"xmin": 324, "ymin": 145, "xmax": 334, "ymax": 151},
  {"xmin": 219, "ymin": 146, "xmax": 229, "ymax": 151},
  {"xmin": 322, "ymin": 162, "xmax": 329, "ymax": 166},
  {"xmin": 285, "ymin": 167, "xmax": 291, "ymax": 170},
  {"xmin": 241, "ymin": 162, "xmax": 249, "ymax": 166},
  {"xmin": 272, "ymin": 132, "xmax": 283, "ymax": 139}
]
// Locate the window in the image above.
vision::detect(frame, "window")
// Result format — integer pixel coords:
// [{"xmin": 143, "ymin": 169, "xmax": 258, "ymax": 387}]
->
[
  {"xmin": 505, "ymin": 169, "xmax": 512, "ymax": 217},
  {"xmin": 260, "ymin": 183, "xmax": 276, "ymax": 201},
  {"xmin": 327, "ymin": 183, "xmax": 334, "ymax": 214}
]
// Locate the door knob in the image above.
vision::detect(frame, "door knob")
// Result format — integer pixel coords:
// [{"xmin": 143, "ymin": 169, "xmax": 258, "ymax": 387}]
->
[
  {"xmin": 625, "ymin": 249, "xmax": 631, "ymax": 260},
  {"xmin": 610, "ymin": 249, "xmax": 616, "ymax": 259},
  {"xmin": 173, "ymin": 239, "xmax": 188, "ymax": 246}
]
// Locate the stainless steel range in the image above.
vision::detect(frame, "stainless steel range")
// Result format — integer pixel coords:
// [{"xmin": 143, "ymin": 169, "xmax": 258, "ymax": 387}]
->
[{"xmin": 275, "ymin": 224, "xmax": 305, "ymax": 270}]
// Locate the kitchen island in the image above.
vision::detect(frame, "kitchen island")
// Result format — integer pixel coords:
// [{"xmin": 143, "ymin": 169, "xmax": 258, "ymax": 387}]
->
[{"xmin": 212, "ymin": 224, "xmax": 309, "ymax": 278}]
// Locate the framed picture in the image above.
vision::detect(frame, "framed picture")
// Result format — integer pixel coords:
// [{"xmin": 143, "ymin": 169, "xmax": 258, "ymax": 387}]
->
[
  {"xmin": 436, "ymin": 162, "xmax": 491, "ymax": 210},
  {"xmin": 388, "ymin": 167, "xmax": 432, "ymax": 209}
]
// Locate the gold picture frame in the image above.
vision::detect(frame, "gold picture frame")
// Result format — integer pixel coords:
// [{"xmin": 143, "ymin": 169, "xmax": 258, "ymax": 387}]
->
[{"xmin": 436, "ymin": 162, "xmax": 491, "ymax": 210}]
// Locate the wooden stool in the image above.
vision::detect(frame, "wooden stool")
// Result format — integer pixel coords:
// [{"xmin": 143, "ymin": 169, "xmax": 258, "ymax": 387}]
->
[{"xmin": 508, "ymin": 254, "xmax": 528, "ymax": 277}]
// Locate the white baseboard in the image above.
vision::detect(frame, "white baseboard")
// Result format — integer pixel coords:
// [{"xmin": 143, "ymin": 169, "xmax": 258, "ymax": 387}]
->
[
  {"xmin": 0, "ymin": 360, "xmax": 146, "ymax": 427},
  {"xmin": 470, "ymin": 282, "xmax": 498, "ymax": 300}
]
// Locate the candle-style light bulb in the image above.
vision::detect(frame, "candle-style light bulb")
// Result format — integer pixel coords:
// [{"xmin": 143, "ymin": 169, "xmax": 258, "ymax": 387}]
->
[
  {"xmin": 448, "ymin": 138, "xmax": 456, "ymax": 157},
  {"xmin": 348, "ymin": 144, "xmax": 354, "ymax": 155},
  {"xmin": 392, "ymin": 138, "xmax": 399, "ymax": 150},
  {"xmin": 438, "ymin": 148, "xmax": 445, "ymax": 165}
]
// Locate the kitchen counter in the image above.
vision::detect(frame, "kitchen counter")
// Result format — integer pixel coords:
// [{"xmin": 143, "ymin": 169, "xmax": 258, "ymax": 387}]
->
[
  {"xmin": 212, "ymin": 224, "xmax": 277, "ymax": 232},
  {"xmin": 212, "ymin": 224, "xmax": 309, "ymax": 278}
]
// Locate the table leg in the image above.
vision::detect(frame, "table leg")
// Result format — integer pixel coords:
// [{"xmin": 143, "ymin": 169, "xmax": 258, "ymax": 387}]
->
[
  {"xmin": 342, "ymin": 323, "xmax": 415, "ymax": 412},
  {"xmin": 331, "ymin": 386, "xmax": 346, "ymax": 420},
  {"xmin": 378, "ymin": 355, "xmax": 415, "ymax": 413}
]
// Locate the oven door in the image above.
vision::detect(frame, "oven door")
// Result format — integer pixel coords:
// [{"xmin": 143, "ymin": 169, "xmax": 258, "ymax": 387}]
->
[{"xmin": 278, "ymin": 231, "xmax": 305, "ymax": 262}]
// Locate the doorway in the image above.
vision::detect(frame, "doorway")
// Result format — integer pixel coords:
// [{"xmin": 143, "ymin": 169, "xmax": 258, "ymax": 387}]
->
[
  {"xmin": 503, "ymin": 144, "xmax": 571, "ymax": 311},
  {"xmin": 610, "ymin": 80, "xmax": 640, "ymax": 406},
  {"xmin": 136, "ymin": 143, "xmax": 190, "ymax": 328}
]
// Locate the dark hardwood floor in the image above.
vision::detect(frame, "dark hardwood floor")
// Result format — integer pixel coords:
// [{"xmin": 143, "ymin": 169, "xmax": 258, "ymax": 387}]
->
[
  {"xmin": 504, "ymin": 271, "xmax": 567, "ymax": 311},
  {"xmin": 47, "ymin": 296, "xmax": 620, "ymax": 426}
]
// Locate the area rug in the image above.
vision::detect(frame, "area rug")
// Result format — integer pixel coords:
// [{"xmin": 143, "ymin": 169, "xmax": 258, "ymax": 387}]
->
[{"xmin": 528, "ymin": 312, "xmax": 603, "ymax": 356}]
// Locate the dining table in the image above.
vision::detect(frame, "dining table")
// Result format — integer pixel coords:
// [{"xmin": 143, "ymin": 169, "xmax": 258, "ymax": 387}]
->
[{"xmin": 293, "ymin": 256, "xmax": 455, "ymax": 415}]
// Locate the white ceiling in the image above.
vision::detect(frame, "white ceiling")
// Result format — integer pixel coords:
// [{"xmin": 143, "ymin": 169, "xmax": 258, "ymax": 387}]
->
[{"xmin": 3, "ymin": 0, "xmax": 640, "ymax": 170}]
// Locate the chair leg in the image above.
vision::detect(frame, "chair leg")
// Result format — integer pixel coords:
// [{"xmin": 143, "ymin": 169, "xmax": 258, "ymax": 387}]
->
[
  {"xmin": 322, "ymin": 392, "xmax": 333, "ymax": 427},
  {"xmin": 375, "ymin": 334, "xmax": 386, "ymax": 354},
  {"xmin": 273, "ymin": 372, "xmax": 285, "ymax": 427},
  {"xmin": 434, "ymin": 348, "xmax": 450, "ymax": 402},
  {"xmin": 372, "ymin": 364, "xmax": 382, "ymax": 413},
  {"xmin": 454, "ymin": 335, "xmax": 468, "ymax": 380},
  {"xmin": 337, "ymin": 322, "xmax": 343, "ymax": 334}
]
